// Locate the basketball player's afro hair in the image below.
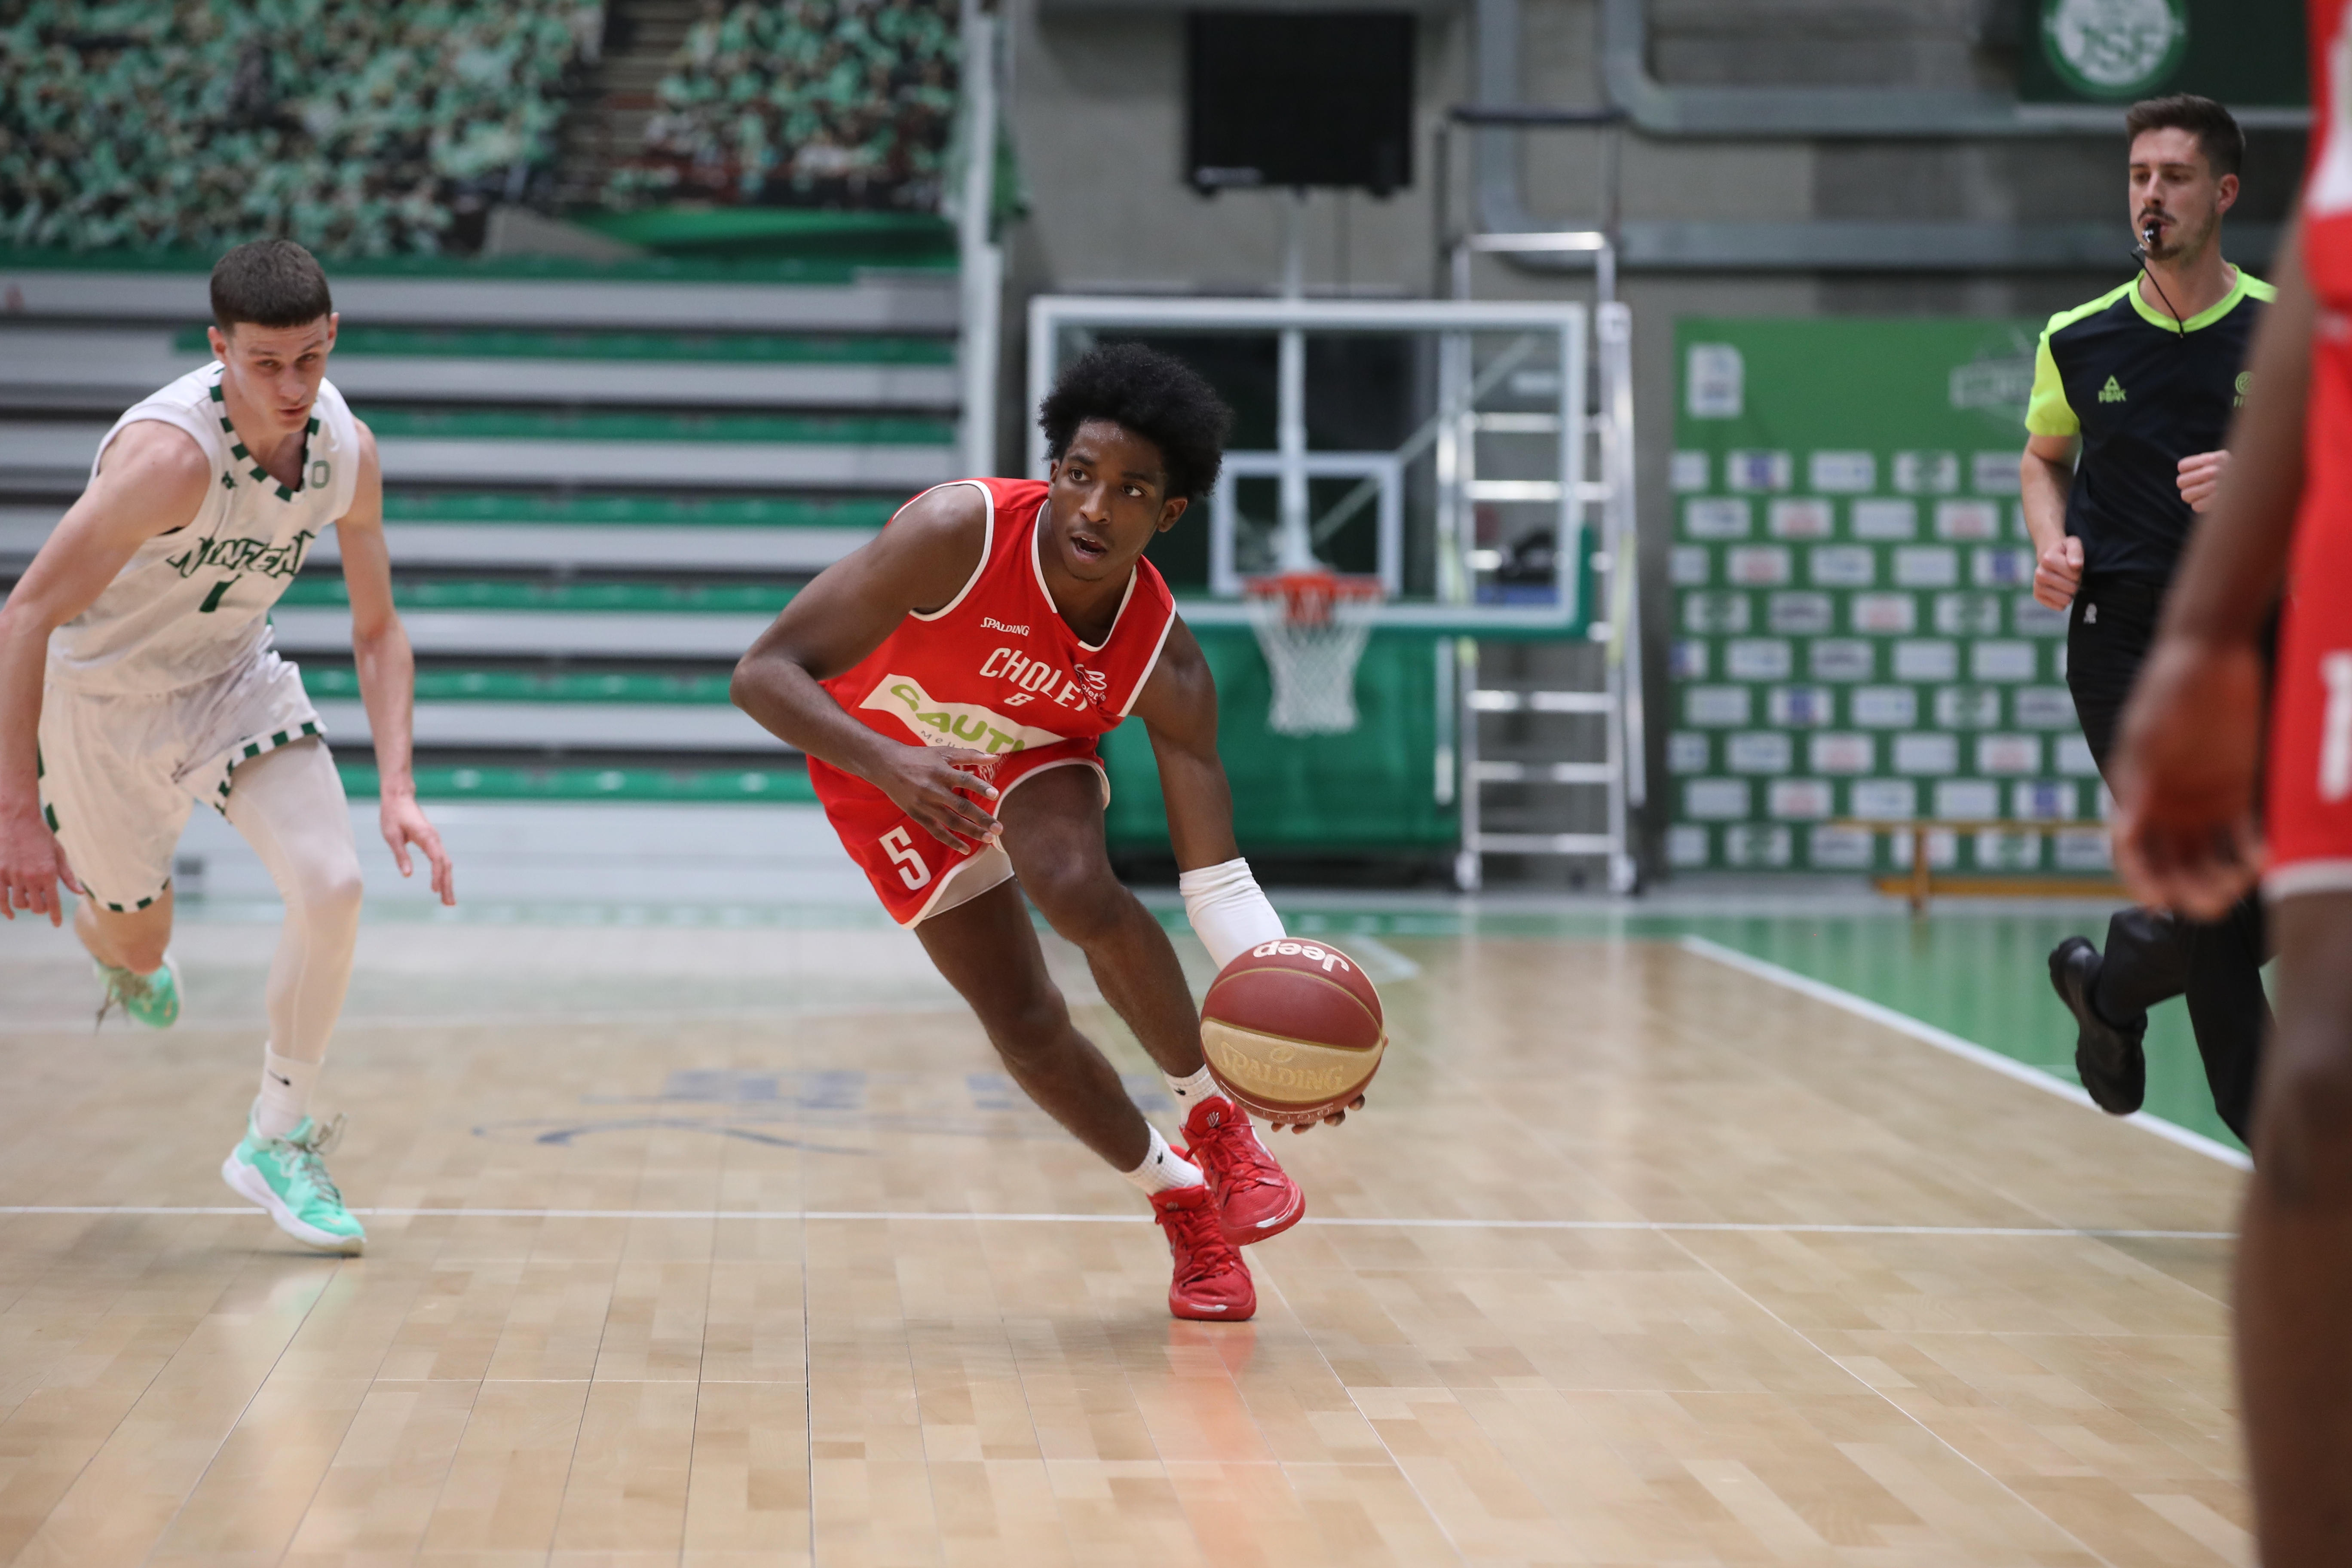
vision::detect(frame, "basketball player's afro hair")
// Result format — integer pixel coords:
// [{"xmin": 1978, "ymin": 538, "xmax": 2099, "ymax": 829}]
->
[{"xmin": 1038, "ymin": 342, "xmax": 1232, "ymax": 502}]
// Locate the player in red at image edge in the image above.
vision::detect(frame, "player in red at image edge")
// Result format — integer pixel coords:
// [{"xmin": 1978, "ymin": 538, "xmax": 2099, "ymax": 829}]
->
[
  {"xmin": 2109, "ymin": 1, "xmax": 2352, "ymax": 1557},
  {"xmin": 730, "ymin": 343, "xmax": 1360, "ymax": 1321}
]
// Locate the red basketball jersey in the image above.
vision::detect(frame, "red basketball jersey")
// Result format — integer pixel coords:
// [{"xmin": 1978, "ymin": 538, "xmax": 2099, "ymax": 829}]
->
[
  {"xmin": 2259, "ymin": 0, "xmax": 2352, "ymax": 891},
  {"xmin": 2301, "ymin": 0, "xmax": 2352, "ymax": 541},
  {"xmin": 2308, "ymin": 0, "xmax": 2352, "ymax": 305},
  {"xmin": 818, "ymin": 477, "xmax": 1175, "ymax": 763},
  {"xmin": 808, "ymin": 477, "xmax": 1178, "ymax": 922}
]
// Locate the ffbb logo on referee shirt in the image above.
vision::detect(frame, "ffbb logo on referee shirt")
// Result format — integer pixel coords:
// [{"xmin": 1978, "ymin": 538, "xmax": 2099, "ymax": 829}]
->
[{"xmin": 2098, "ymin": 375, "xmax": 2126, "ymax": 404}]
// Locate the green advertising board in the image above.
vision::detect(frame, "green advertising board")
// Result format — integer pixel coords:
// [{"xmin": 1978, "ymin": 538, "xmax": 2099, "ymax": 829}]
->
[
  {"xmin": 2020, "ymin": 0, "xmax": 2306, "ymax": 108},
  {"xmin": 1669, "ymin": 316, "xmax": 2110, "ymax": 878},
  {"xmin": 1102, "ymin": 627, "xmax": 1457, "ymax": 858}
]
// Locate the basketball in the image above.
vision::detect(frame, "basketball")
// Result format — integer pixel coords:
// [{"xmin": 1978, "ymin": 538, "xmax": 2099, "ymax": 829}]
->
[{"xmin": 1199, "ymin": 938, "xmax": 1386, "ymax": 1124}]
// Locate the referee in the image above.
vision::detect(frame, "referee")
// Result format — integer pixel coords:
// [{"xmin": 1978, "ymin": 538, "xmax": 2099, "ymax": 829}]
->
[{"xmin": 2025, "ymin": 95, "xmax": 2272, "ymax": 1142}]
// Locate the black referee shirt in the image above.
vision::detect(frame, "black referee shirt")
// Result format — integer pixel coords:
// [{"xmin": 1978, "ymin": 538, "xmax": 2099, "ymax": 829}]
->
[{"xmin": 2025, "ymin": 266, "xmax": 2272, "ymax": 583}]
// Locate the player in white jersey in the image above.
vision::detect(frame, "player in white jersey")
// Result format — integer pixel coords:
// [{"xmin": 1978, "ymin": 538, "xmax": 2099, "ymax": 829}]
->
[{"xmin": 0, "ymin": 240, "xmax": 453, "ymax": 1253}]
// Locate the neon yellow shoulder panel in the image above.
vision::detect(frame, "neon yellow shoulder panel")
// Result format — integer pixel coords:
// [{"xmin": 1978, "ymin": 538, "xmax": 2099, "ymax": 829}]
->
[{"xmin": 2025, "ymin": 281, "xmax": 2135, "ymax": 438}]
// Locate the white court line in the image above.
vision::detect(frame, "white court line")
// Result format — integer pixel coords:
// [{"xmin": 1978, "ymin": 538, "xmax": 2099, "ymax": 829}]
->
[
  {"xmin": 1332, "ymin": 934, "xmax": 1422, "ymax": 981},
  {"xmin": 0, "ymin": 1205, "xmax": 2227, "ymax": 1239},
  {"xmin": 1678, "ymin": 934, "xmax": 2254, "ymax": 1172}
]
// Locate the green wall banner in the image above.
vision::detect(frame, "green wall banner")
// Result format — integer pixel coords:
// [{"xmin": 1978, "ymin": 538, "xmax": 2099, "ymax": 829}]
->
[
  {"xmin": 1104, "ymin": 628, "xmax": 1456, "ymax": 855},
  {"xmin": 2021, "ymin": 0, "xmax": 2306, "ymax": 107},
  {"xmin": 1670, "ymin": 317, "xmax": 2107, "ymax": 877}
]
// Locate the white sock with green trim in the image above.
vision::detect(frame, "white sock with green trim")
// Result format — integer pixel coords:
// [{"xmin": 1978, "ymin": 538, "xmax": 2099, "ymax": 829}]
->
[{"xmin": 254, "ymin": 1050, "xmax": 319, "ymax": 1140}]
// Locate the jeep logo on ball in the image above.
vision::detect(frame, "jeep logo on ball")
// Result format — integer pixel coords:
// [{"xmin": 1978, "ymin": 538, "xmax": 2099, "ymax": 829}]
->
[{"xmin": 1250, "ymin": 940, "xmax": 1354, "ymax": 975}]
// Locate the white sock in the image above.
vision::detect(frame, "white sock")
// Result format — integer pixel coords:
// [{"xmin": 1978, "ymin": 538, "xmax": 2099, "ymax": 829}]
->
[
  {"xmin": 254, "ymin": 1049, "xmax": 320, "ymax": 1139},
  {"xmin": 1123, "ymin": 1124, "xmax": 1204, "ymax": 1195},
  {"xmin": 1164, "ymin": 1065, "xmax": 1220, "ymax": 1107}
]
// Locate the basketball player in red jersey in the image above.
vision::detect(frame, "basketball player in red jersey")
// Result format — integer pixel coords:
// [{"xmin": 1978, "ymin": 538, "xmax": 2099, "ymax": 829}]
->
[
  {"xmin": 2110, "ymin": 2, "xmax": 2352, "ymax": 1554},
  {"xmin": 731, "ymin": 344, "xmax": 1356, "ymax": 1322}
]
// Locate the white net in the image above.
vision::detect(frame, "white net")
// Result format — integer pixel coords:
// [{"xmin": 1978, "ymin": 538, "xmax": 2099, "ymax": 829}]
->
[{"xmin": 1245, "ymin": 573, "xmax": 1384, "ymax": 737}]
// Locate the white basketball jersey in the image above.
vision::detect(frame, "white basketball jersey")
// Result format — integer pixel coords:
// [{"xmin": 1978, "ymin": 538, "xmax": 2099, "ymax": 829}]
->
[{"xmin": 47, "ymin": 364, "xmax": 361, "ymax": 695}]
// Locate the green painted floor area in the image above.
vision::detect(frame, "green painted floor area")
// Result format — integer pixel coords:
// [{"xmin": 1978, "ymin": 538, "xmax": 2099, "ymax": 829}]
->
[
  {"xmin": 1664, "ymin": 913, "xmax": 2245, "ymax": 1154},
  {"xmin": 1256, "ymin": 902, "xmax": 2251, "ymax": 1155}
]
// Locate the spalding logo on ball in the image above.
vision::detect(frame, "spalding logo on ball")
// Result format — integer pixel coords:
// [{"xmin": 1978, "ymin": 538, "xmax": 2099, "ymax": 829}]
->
[{"xmin": 1199, "ymin": 938, "xmax": 1385, "ymax": 1124}]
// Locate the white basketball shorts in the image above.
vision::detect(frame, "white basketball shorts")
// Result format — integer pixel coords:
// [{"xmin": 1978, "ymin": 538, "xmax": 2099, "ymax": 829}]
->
[{"xmin": 38, "ymin": 652, "xmax": 328, "ymax": 911}]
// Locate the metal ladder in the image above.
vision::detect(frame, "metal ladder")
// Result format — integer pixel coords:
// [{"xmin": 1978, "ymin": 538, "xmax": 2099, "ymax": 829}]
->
[{"xmin": 1445, "ymin": 293, "xmax": 1645, "ymax": 894}]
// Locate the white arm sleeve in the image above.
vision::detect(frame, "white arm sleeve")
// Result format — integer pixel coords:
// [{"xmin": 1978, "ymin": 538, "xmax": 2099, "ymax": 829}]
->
[{"xmin": 1178, "ymin": 857, "xmax": 1286, "ymax": 971}]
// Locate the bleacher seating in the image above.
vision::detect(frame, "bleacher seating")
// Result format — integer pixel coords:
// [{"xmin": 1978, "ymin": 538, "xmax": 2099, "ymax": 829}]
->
[
  {"xmin": 0, "ymin": 242, "xmax": 965, "ymax": 805},
  {"xmin": 607, "ymin": 0, "xmax": 959, "ymax": 211},
  {"xmin": 0, "ymin": 0, "xmax": 600, "ymax": 254},
  {"xmin": 0, "ymin": 0, "xmax": 983, "ymax": 809}
]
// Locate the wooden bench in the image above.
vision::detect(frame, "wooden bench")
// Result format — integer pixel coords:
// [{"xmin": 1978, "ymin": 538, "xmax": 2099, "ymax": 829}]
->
[{"xmin": 1828, "ymin": 818, "xmax": 2121, "ymax": 911}]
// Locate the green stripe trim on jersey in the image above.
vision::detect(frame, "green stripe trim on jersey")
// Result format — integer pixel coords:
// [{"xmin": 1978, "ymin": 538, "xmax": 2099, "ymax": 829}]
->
[{"xmin": 213, "ymin": 721, "xmax": 324, "ymax": 812}]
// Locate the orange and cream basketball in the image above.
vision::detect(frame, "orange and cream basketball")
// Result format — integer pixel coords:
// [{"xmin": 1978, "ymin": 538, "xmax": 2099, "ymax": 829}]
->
[{"xmin": 1199, "ymin": 938, "xmax": 1385, "ymax": 1124}]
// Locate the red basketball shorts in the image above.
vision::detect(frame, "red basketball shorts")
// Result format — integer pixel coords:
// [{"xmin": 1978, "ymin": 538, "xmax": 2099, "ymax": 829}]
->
[
  {"xmin": 807, "ymin": 744, "xmax": 1109, "ymax": 926},
  {"xmin": 2266, "ymin": 522, "xmax": 2352, "ymax": 900}
]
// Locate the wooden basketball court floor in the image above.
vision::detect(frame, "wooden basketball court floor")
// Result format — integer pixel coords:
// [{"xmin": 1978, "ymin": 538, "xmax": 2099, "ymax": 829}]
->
[{"xmin": 0, "ymin": 897, "xmax": 2249, "ymax": 1567}]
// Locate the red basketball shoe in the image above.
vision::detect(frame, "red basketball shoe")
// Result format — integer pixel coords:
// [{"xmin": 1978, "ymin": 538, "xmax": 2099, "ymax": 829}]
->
[
  {"xmin": 1181, "ymin": 1095, "xmax": 1305, "ymax": 1246},
  {"xmin": 1150, "ymin": 1184, "xmax": 1257, "ymax": 1320}
]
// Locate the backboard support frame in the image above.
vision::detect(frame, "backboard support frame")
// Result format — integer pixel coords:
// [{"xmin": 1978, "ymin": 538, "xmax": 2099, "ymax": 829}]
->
[{"xmin": 1025, "ymin": 294, "xmax": 1592, "ymax": 635}]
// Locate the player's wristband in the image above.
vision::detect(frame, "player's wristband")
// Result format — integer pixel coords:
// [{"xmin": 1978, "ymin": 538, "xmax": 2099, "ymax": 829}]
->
[{"xmin": 1179, "ymin": 857, "xmax": 1284, "ymax": 971}]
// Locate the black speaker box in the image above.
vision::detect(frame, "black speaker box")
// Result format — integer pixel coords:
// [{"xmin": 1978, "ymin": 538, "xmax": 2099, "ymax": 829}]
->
[{"xmin": 1186, "ymin": 12, "xmax": 1415, "ymax": 195}]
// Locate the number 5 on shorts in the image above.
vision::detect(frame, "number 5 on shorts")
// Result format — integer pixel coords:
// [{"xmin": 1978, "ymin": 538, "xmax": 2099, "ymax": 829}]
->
[{"xmin": 881, "ymin": 826, "xmax": 931, "ymax": 890}]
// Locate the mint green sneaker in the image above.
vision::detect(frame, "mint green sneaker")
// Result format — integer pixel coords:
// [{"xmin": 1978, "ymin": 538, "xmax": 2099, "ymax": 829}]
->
[
  {"xmin": 93, "ymin": 954, "xmax": 180, "ymax": 1029},
  {"xmin": 221, "ymin": 1112, "xmax": 366, "ymax": 1254}
]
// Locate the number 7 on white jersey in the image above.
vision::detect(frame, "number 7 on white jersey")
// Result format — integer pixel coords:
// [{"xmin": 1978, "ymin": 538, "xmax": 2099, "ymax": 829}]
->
[{"xmin": 880, "ymin": 826, "xmax": 931, "ymax": 889}]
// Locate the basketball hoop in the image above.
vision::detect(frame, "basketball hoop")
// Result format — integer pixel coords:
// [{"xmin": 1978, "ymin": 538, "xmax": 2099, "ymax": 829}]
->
[{"xmin": 1243, "ymin": 570, "xmax": 1385, "ymax": 736}]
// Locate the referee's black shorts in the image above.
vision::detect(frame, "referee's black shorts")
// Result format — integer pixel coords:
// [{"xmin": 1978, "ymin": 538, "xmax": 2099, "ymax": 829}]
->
[{"xmin": 2063, "ymin": 575, "xmax": 2164, "ymax": 773}]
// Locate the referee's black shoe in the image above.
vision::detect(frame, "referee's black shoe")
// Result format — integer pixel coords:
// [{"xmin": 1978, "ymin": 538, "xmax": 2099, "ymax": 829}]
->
[{"xmin": 2049, "ymin": 937, "xmax": 2146, "ymax": 1116}]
